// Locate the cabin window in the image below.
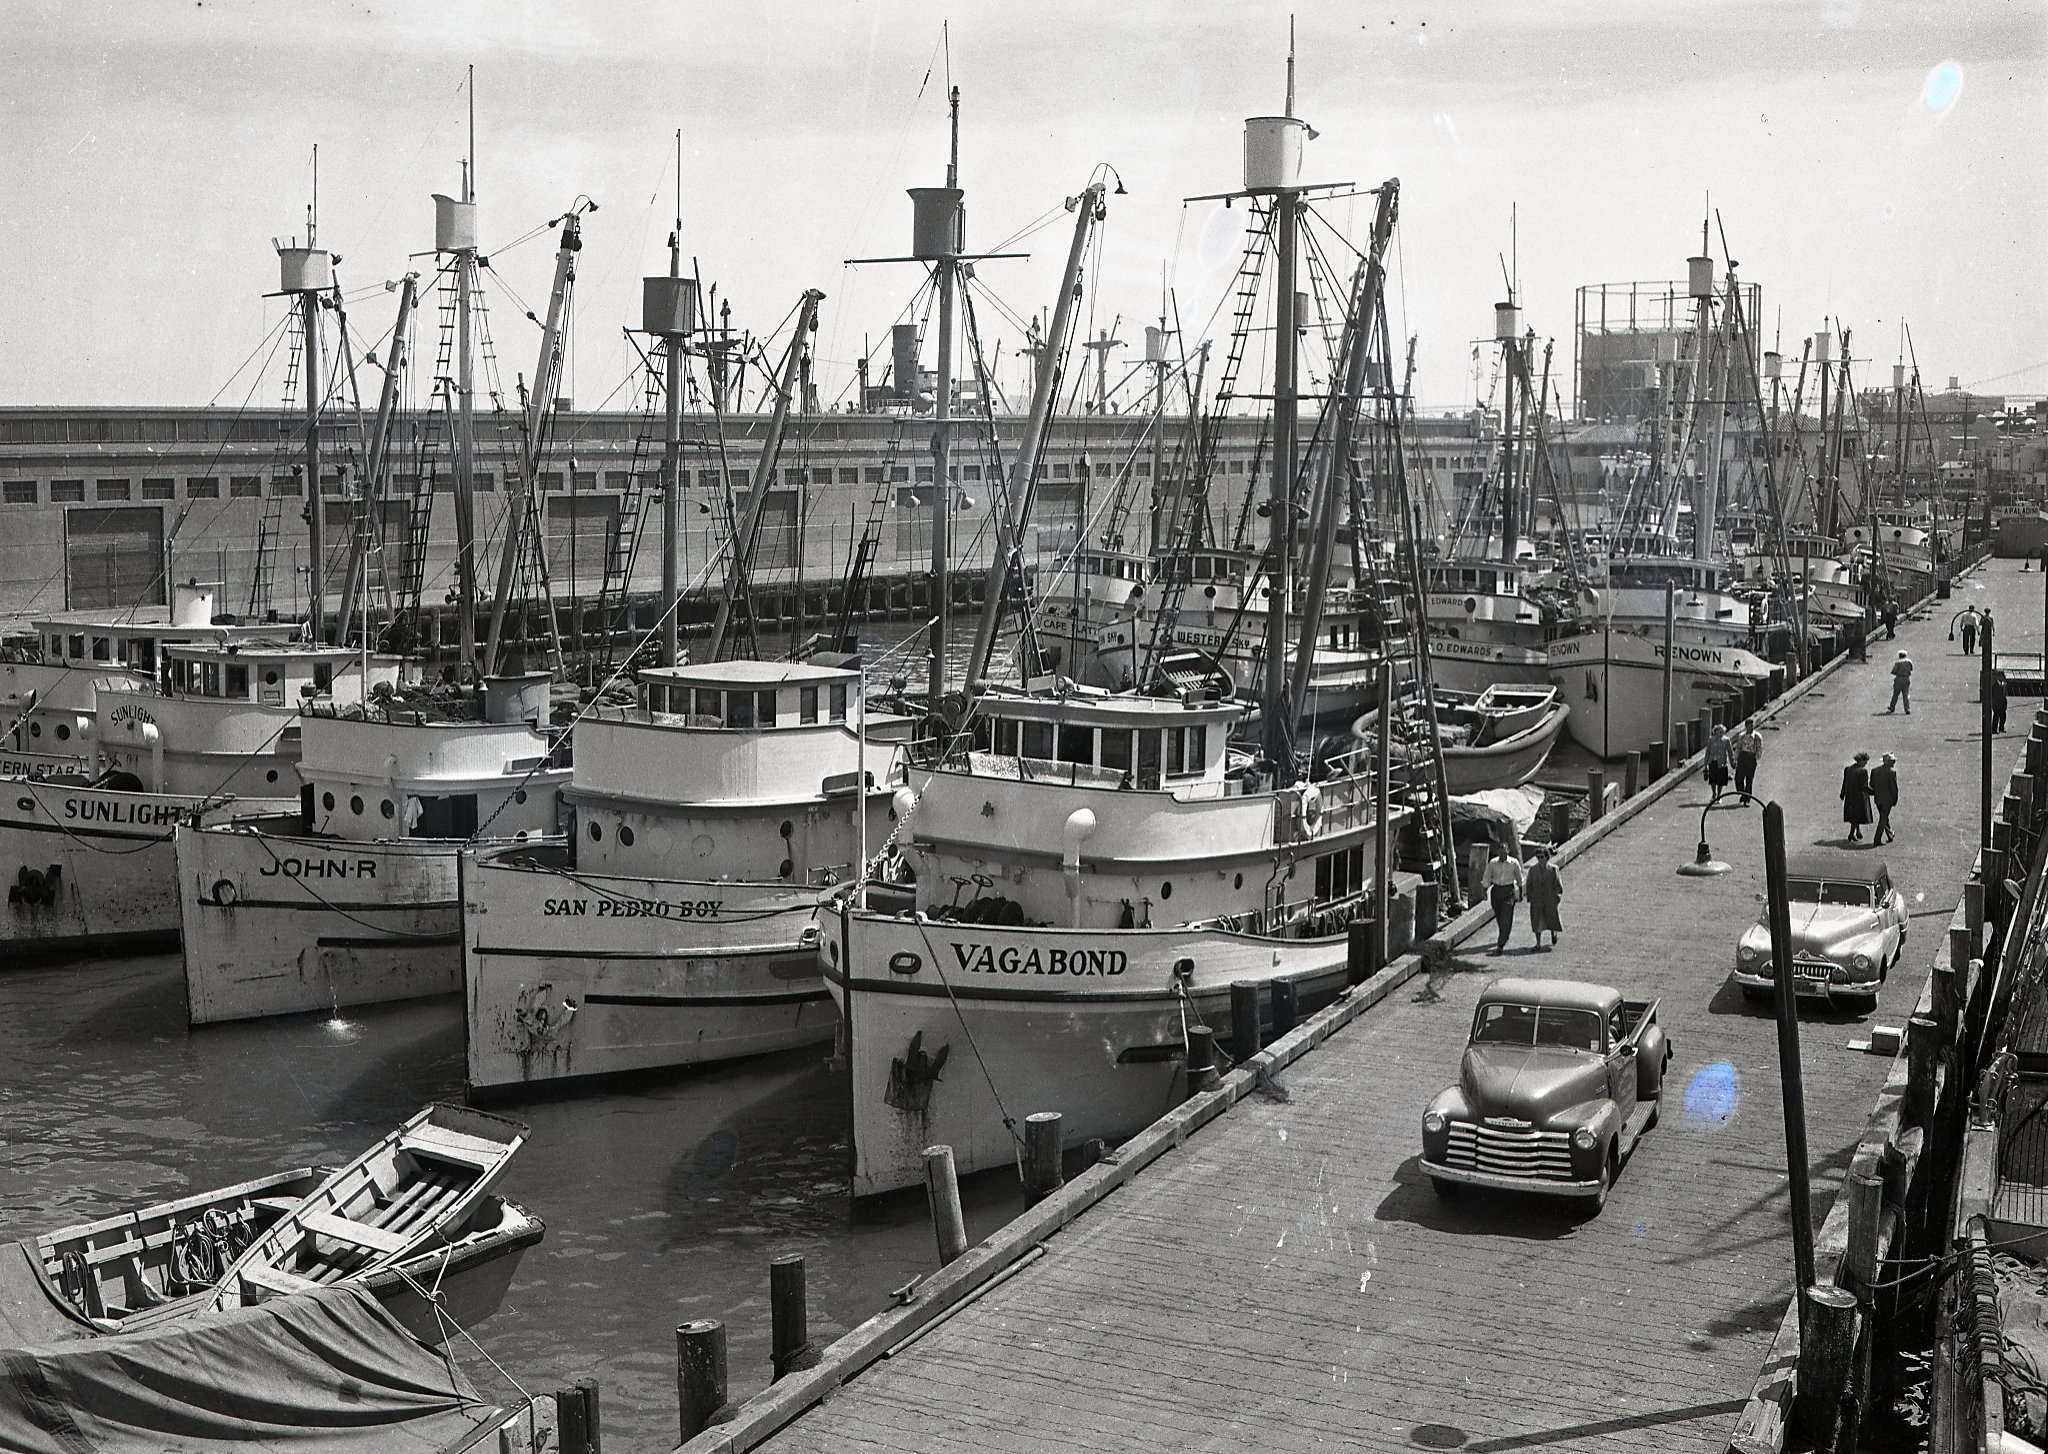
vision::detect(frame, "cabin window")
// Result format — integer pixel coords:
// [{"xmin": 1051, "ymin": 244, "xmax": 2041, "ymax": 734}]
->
[
  {"xmin": 349, "ymin": 795, "xmax": 364, "ymax": 815},
  {"xmin": 225, "ymin": 664, "xmax": 249, "ymax": 698},
  {"xmin": 619, "ymin": 825, "xmax": 635, "ymax": 848},
  {"xmin": 201, "ymin": 661, "xmax": 220, "ymax": 696},
  {"xmin": 756, "ymin": 691, "xmax": 777, "ymax": 728},
  {"xmin": 696, "ymin": 689, "xmax": 721, "ymax": 719},
  {"xmin": 829, "ymin": 684, "xmax": 848, "ymax": 722},
  {"xmin": 415, "ymin": 795, "xmax": 480, "ymax": 839},
  {"xmin": 1136, "ymin": 730, "xmax": 1162, "ymax": 788},
  {"xmin": 1021, "ymin": 720, "xmax": 1054, "ymax": 759},
  {"xmin": 313, "ymin": 663, "xmax": 333, "ymax": 694},
  {"xmin": 91, "ymin": 636, "xmax": 111, "ymax": 662},
  {"xmin": 1057, "ymin": 724, "xmax": 1092, "ymax": 765},
  {"xmin": 1314, "ymin": 845, "xmax": 1366, "ymax": 901},
  {"xmin": 728, "ymin": 692, "xmax": 755, "ymax": 729},
  {"xmin": 130, "ymin": 638, "xmax": 156, "ymax": 672},
  {"xmin": 800, "ymin": 686, "xmax": 819, "ymax": 724},
  {"xmin": 643, "ymin": 685, "xmax": 666, "ymax": 714},
  {"xmin": 380, "ymin": 799, "xmax": 395, "ymax": 819},
  {"xmin": 994, "ymin": 718, "xmax": 1019, "ymax": 756},
  {"xmin": 1100, "ymin": 730, "xmax": 1132, "ymax": 774},
  {"xmin": 321, "ymin": 792, "xmax": 336, "ymax": 811},
  {"xmin": 65, "ymin": 634, "xmax": 84, "ymax": 659}
]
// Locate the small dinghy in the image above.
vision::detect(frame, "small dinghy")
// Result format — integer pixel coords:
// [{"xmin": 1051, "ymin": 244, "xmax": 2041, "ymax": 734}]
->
[{"xmin": 208, "ymin": 1103, "xmax": 528, "ymax": 1311}]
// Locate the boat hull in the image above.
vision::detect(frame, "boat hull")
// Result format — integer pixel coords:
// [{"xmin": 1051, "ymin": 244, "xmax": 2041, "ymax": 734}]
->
[
  {"xmin": 824, "ymin": 902, "xmax": 1354, "ymax": 1199},
  {"xmin": 1440, "ymin": 703, "xmax": 1570, "ymax": 794},
  {"xmin": 177, "ymin": 821, "xmax": 482, "ymax": 1024},
  {"xmin": 1547, "ymin": 630, "xmax": 1775, "ymax": 758},
  {"xmin": 1424, "ymin": 637, "xmax": 1555, "ymax": 693},
  {"xmin": 0, "ymin": 782, "xmax": 290, "ymax": 954},
  {"xmin": 462, "ymin": 848, "xmax": 839, "ymax": 1095}
]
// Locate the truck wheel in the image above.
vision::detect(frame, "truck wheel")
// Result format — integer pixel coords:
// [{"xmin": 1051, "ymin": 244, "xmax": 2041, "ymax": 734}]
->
[
  {"xmin": 1429, "ymin": 1177, "xmax": 1460, "ymax": 1201},
  {"xmin": 1589, "ymin": 1146, "xmax": 1617, "ymax": 1214}
]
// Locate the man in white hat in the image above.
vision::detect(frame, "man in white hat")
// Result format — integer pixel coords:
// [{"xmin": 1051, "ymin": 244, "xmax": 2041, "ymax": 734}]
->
[{"xmin": 1888, "ymin": 649, "xmax": 1913, "ymax": 714}]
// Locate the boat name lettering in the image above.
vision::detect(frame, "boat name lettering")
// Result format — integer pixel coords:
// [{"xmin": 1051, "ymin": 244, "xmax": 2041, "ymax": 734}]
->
[
  {"xmin": 948, "ymin": 942, "xmax": 1128, "ymax": 976},
  {"xmin": 258, "ymin": 856, "xmax": 378, "ymax": 879},
  {"xmin": 541, "ymin": 897, "xmax": 725, "ymax": 919},
  {"xmin": 107, "ymin": 703, "xmax": 158, "ymax": 728},
  {"xmin": 1659, "ymin": 644, "xmax": 1731, "ymax": 666},
  {"xmin": 60, "ymin": 798, "xmax": 184, "ymax": 827}
]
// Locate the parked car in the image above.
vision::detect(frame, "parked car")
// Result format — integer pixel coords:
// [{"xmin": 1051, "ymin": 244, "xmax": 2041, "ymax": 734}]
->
[
  {"xmin": 1421, "ymin": 977, "xmax": 1670, "ymax": 1212},
  {"xmin": 1734, "ymin": 851, "xmax": 1907, "ymax": 1014}
]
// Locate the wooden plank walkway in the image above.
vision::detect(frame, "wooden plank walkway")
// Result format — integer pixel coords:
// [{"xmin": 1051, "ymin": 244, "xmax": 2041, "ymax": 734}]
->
[{"xmin": 725, "ymin": 561, "xmax": 2038, "ymax": 1454}]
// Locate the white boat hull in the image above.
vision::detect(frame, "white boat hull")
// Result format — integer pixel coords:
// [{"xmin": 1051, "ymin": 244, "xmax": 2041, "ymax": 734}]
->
[
  {"xmin": 1424, "ymin": 637, "xmax": 1555, "ymax": 693},
  {"xmin": 462, "ymin": 848, "xmax": 839, "ymax": 1095},
  {"xmin": 178, "ymin": 821, "xmax": 481, "ymax": 1024},
  {"xmin": 0, "ymin": 781, "xmax": 290, "ymax": 952},
  {"xmin": 1547, "ymin": 630, "xmax": 1775, "ymax": 759},
  {"xmin": 824, "ymin": 901, "xmax": 1355, "ymax": 1199}
]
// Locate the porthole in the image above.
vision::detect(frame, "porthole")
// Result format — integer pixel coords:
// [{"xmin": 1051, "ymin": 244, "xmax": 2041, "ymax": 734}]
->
[
  {"xmin": 514, "ymin": 789, "xmax": 528, "ymax": 805},
  {"xmin": 619, "ymin": 825, "xmax": 635, "ymax": 848},
  {"xmin": 692, "ymin": 833, "xmax": 715, "ymax": 857},
  {"xmin": 54, "ymin": 724, "xmax": 69, "ymax": 741},
  {"xmin": 349, "ymin": 795, "xmax": 364, "ymax": 816},
  {"xmin": 265, "ymin": 769, "xmax": 279, "ymax": 784},
  {"xmin": 28, "ymin": 722, "xmax": 39, "ymax": 738},
  {"xmin": 380, "ymin": 799, "xmax": 394, "ymax": 819},
  {"xmin": 779, "ymin": 819, "xmax": 794, "ymax": 840},
  {"xmin": 321, "ymin": 792, "xmax": 336, "ymax": 811},
  {"xmin": 588, "ymin": 821, "xmax": 604, "ymax": 843},
  {"xmin": 779, "ymin": 858, "xmax": 794, "ymax": 880},
  {"xmin": 1160, "ymin": 881, "xmax": 1173, "ymax": 901},
  {"xmin": 263, "ymin": 669, "xmax": 280, "ymax": 686},
  {"xmin": 1234, "ymin": 872, "xmax": 1243, "ymax": 890}
]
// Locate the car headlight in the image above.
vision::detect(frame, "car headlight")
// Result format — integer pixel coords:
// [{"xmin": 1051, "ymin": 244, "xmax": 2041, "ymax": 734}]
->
[
  {"xmin": 1423, "ymin": 1109, "xmax": 1447, "ymax": 1133},
  {"xmin": 1572, "ymin": 1126, "xmax": 1597, "ymax": 1150},
  {"xmin": 1738, "ymin": 944, "xmax": 1761, "ymax": 964},
  {"xmin": 1851, "ymin": 953, "xmax": 1873, "ymax": 972}
]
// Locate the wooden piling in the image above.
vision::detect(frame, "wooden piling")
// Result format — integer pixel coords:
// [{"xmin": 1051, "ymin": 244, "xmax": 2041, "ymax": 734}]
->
[
  {"xmin": 1964, "ymin": 879, "xmax": 1986, "ymax": 942},
  {"xmin": 1415, "ymin": 881, "xmax": 1439, "ymax": 939},
  {"xmin": 1586, "ymin": 768, "xmax": 1604, "ymax": 822},
  {"xmin": 676, "ymin": 1320, "xmax": 728, "ymax": 1442},
  {"xmin": 1624, "ymin": 751, "xmax": 1642, "ymax": 798},
  {"xmin": 1792, "ymin": 1282, "xmax": 1859, "ymax": 1445},
  {"xmin": 1904, "ymin": 1014, "xmax": 1941, "ymax": 1128},
  {"xmin": 923, "ymin": 1145, "xmax": 969, "ymax": 1265},
  {"xmin": 1272, "ymin": 979, "xmax": 1300, "ymax": 1037},
  {"xmin": 1841, "ymin": 1171, "xmax": 1886, "ymax": 1297},
  {"xmin": 1230, "ymin": 982, "xmax": 1261, "ymax": 1063},
  {"xmin": 1648, "ymin": 740, "xmax": 1667, "ymax": 780},
  {"xmin": 557, "ymin": 1383, "xmax": 592, "ymax": 1454},
  {"xmin": 1024, "ymin": 1112, "xmax": 1065, "ymax": 1203},
  {"xmin": 770, "ymin": 1254, "xmax": 818, "ymax": 1380},
  {"xmin": 1186, "ymin": 1025, "xmax": 1219, "ymax": 1093}
]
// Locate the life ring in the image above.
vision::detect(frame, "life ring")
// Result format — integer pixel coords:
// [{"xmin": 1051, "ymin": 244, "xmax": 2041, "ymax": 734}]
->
[
  {"xmin": 210, "ymin": 879, "xmax": 237, "ymax": 907},
  {"xmin": 1298, "ymin": 784, "xmax": 1326, "ymax": 838}
]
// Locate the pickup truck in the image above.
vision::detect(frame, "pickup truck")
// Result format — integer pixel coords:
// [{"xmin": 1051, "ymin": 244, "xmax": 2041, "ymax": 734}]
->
[{"xmin": 1421, "ymin": 977, "xmax": 1671, "ymax": 1211}]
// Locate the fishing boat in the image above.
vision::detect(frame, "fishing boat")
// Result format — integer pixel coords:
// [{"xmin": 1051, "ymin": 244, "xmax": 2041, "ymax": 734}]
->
[
  {"xmin": 825, "ymin": 61, "xmax": 1459, "ymax": 1199},
  {"xmin": 0, "ymin": 637, "xmax": 396, "ymax": 954},
  {"xmin": 206, "ymin": 1103, "xmax": 527, "ymax": 1313},
  {"xmin": 18, "ymin": 1163, "xmax": 540, "ymax": 1347},
  {"xmin": 177, "ymin": 683, "xmax": 569, "ymax": 1024},
  {"xmin": 1422, "ymin": 683, "xmax": 1569, "ymax": 794},
  {"xmin": 461, "ymin": 656, "xmax": 911, "ymax": 1093}
]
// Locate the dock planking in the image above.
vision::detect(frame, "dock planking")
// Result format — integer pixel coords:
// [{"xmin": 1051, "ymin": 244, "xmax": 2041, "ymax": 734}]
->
[{"xmin": 723, "ymin": 561, "xmax": 2036, "ymax": 1454}]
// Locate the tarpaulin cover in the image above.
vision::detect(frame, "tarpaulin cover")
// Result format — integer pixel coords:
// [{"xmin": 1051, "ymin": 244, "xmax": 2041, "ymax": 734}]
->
[
  {"xmin": 0, "ymin": 1282, "xmax": 498, "ymax": 1453},
  {"xmin": 0, "ymin": 1243, "xmax": 96, "ymax": 1348}
]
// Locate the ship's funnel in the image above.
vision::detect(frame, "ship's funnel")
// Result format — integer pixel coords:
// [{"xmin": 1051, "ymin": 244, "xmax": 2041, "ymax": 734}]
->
[
  {"xmin": 277, "ymin": 247, "xmax": 332, "ymax": 295},
  {"xmin": 642, "ymin": 276, "xmax": 699, "ymax": 337},
  {"xmin": 171, "ymin": 580, "xmax": 218, "ymax": 628},
  {"xmin": 890, "ymin": 323, "xmax": 921, "ymax": 394},
  {"xmin": 1893, "ymin": 364, "xmax": 1908, "ymax": 390},
  {"xmin": 1687, "ymin": 254, "xmax": 1715, "ymax": 301},
  {"xmin": 1243, "ymin": 116, "xmax": 1309, "ymax": 192},
  {"xmin": 908, "ymin": 187, "xmax": 965, "ymax": 260},
  {"xmin": 1144, "ymin": 325, "xmax": 1168, "ymax": 364},
  {"xmin": 1764, "ymin": 351, "xmax": 1783, "ymax": 380},
  {"xmin": 483, "ymin": 671, "xmax": 551, "ymax": 727},
  {"xmin": 432, "ymin": 193, "xmax": 478, "ymax": 253},
  {"xmin": 1813, "ymin": 331, "xmax": 1833, "ymax": 363},
  {"xmin": 1494, "ymin": 302, "xmax": 1522, "ymax": 342}
]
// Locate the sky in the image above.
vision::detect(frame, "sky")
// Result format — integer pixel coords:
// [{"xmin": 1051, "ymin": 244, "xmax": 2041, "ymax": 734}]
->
[{"xmin": 2, "ymin": 0, "xmax": 2043, "ymax": 415}]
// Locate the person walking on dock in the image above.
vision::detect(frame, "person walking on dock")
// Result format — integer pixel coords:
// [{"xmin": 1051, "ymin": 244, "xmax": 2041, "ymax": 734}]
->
[
  {"xmin": 1990, "ymin": 669, "xmax": 2010, "ymax": 735},
  {"xmin": 1524, "ymin": 847, "xmax": 1564, "ymax": 951},
  {"xmin": 1703, "ymin": 725, "xmax": 1732, "ymax": 801},
  {"xmin": 1841, "ymin": 751, "xmax": 1874, "ymax": 843},
  {"xmin": 1482, "ymin": 842, "xmax": 1524, "ymax": 955},
  {"xmin": 1871, "ymin": 752, "xmax": 1899, "ymax": 845},
  {"xmin": 1956, "ymin": 605, "xmax": 1982, "ymax": 655},
  {"xmin": 1732, "ymin": 720, "xmax": 1763, "ymax": 800},
  {"xmin": 1880, "ymin": 598, "xmax": 1899, "ymax": 640},
  {"xmin": 1888, "ymin": 650, "xmax": 1913, "ymax": 714}
]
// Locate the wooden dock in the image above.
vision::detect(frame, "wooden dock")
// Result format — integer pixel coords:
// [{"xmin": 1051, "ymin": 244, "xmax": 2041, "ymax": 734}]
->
[{"xmin": 681, "ymin": 560, "xmax": 2037, "ymax": 1454}]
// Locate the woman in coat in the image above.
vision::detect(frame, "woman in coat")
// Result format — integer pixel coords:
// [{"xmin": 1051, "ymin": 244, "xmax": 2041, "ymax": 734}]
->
[
  {"xmin": 1841, "ymin": 751, "xmax": 1873, "ymax": 842},
  {"xmin": 1524, "ymin": 846, "xmax": 1564, "ymax": 951}
]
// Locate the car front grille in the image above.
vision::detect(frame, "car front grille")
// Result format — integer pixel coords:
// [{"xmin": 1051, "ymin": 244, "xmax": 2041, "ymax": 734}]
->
[
  {"xmin": 1792, "ymin": 955, "xmax": 1837, "ymax": 982},
  {"xmin": 1445, "ymin": 1122, "xmax": 1575, "ymax": 1181}
]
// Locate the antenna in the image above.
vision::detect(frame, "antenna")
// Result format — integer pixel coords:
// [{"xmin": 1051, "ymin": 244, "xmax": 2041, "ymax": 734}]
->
[
  {"xmin": 1285, "ymin": 15, "xmax": 1297, "ymax": 117},
  {"xmin": 946, "ymin": 84, "xmax": 960, "ymax": 188},
  {"xmin": 308, "ymin": 143, "xmax": 318, "ymax": 246},
  {"xmin": 671, "ymin": 128, "xmax": 683, "ymax": 274},
  {"xmin": 465, "ymin": 64, "xmax": 476, "ymax": 203}
]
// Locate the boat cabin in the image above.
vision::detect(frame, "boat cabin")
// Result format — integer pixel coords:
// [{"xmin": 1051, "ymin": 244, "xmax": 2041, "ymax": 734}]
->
[
  {"xmin": 968, "ymin": 686, "xmax": 1236, "ymax": 793},
  {"xmin": 163, "ymin": 641, "xmax": 398, "ymax": 709},
  {"xmin": 30, "ymin": 581, "xmax": 275, "ymax": 679}
]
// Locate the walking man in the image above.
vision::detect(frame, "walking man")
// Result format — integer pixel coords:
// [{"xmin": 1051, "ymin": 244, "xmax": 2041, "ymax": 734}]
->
[
  {"xmin": 1703, "ymin": 724, "xmax": 1732, "ymax": 801},
  {"xmin": 1990, "ymin": 669, "xmax": 2010, "ymax": 734},
  {"xmin": 1880, "ymin": 598, "xmax": 1899, "ymax": 640},
  {"xmin": 1524, "ymin": 847, "xmax": 1564, "ymax": 951},
  {"xmin": 1732, "ymin": 719, "xmax": 1764, "ymax": 799},
  {"xmin": 1958, "ymin": 605, "xmax": 1982, "ymax": 656},
  {"xmin": 1842, "ymin": 752, "xmax": 1874, "ymax": 843},
  {"xmin": 1871, "ymin": 752, "xmax": 1900, "ymax": 846},
  {"xmin": 1482, "ymin": 842, "xmax": 1524, "ymax": 956},
  {"xmin": 1888, "ymin": 649, "xmax": 1913, "ymax": 714}
]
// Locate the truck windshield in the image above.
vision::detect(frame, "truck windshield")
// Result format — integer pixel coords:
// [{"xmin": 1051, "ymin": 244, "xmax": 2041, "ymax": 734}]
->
[{"xmin": 1472, "ymin": 1003, "xmax": 1604, "ymax": 1052}]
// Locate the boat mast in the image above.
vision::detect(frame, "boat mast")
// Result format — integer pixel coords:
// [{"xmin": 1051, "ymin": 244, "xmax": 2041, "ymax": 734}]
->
[
  {"xmin": 1260, "ymin": 37, "xmax": 1305, "ymax": 778},
  {"xmin": 303, "ymin": 149, "xmax": 326, "ymax": 641},
  {"xmin": 964, "ymin": 180, "xmax": 1105, "ymax": 690},
  {"xmin": 927, "ymin": 86, "xmax": 963, "ymax": 702},
  {"xmin": 435, "ymin": 67, "xmax": 481, "ymax": 678},
  {"xmin": 659, "ymin": 132, "xmax": 688, "ymax": 668},
  {"xmin": 1496, "ymin": 297, "xmax": 1521, "ymax": 564},
  {"xmin": 335, "ymin": 273, "xmax": 417, "ymax": 647},
  {"xmin": 484, "ymin": 199, "xmax": 588, "ymax": 675},
  {"xmin": 1687, "ymin": 235, "xmax": 1719, "ymax": 588}
]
